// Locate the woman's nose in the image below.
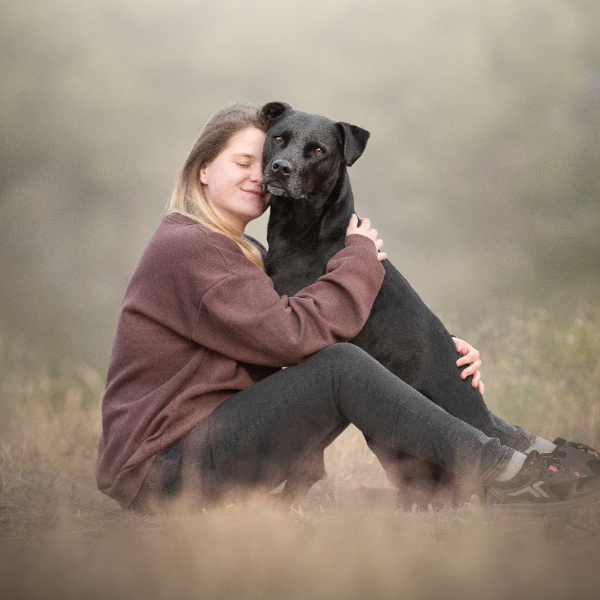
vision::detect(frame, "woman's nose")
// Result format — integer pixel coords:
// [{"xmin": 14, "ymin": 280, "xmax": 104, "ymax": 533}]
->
[{"xmin": 250, "ymin": 164, "xmax": 263, "ymax": 183}]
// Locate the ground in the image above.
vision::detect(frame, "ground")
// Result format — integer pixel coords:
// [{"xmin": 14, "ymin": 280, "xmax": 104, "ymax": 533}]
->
[{"xmin": 1, "ymin": 304, "xmax": 599, "ymax": 599}]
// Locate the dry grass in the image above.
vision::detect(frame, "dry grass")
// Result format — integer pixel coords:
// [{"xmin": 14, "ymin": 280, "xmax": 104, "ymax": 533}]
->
[{"xmin": 1, "ymin": 304, "xmax": 600, "ymax": 600}]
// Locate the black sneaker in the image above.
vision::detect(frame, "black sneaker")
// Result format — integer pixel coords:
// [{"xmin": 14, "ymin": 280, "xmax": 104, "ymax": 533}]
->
[
  {"xmin": 486, "ymin": 450, "xmax": 600, "ymax": 514},
  {"xmin": 552, "ymin": 438, "xmax": 600, "ymax": 477}
]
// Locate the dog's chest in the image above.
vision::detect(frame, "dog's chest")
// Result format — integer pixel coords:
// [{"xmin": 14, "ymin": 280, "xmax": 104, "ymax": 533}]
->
[{"xmin": 266, "ymin": 235, "xmax": 343, "ymax": 297}]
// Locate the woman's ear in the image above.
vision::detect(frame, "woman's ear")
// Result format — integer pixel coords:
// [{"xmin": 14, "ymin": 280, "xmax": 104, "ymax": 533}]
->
[{"xmin": 199, "ymin": 164, "xmax": 208, "ymax": 185}]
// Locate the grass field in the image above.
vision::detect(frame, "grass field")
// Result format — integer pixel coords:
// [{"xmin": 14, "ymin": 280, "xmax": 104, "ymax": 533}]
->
[{"xmin": 1, "ymin": 302, "xmax": 599, "ymax": 599}]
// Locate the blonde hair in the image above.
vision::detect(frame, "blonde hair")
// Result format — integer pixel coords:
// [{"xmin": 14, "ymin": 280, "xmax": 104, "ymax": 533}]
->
[{"xmin": 167, "ymin": 103, "xmax": 269, "ymax": 270}]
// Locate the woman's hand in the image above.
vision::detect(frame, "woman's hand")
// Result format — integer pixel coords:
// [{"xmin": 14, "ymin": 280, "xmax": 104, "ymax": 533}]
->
[
  {"xmin": 453, "ymin": 337, "xmax": 485, "ymax": 395},
  {"xmin": 346, "ymin": 214, "xmax": 387, "ymax": 262}
]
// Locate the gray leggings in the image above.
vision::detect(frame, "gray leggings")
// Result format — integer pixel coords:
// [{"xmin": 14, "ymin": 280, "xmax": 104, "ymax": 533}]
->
[{"xmin": 133, "ymin": 343, "xmax": 534, "ymax": 510}]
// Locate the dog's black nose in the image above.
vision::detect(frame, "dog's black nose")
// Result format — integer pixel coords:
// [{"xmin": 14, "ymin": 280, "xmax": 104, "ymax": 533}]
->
[{"xmin": 271, "ymin": 159, "xmax": 292, "ymax": 177}]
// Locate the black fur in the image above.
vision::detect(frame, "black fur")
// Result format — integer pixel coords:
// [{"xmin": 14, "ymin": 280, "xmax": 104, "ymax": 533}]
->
[{"xmin": 261, "ymin": 102, "xmax": 495, "ymax": 436}]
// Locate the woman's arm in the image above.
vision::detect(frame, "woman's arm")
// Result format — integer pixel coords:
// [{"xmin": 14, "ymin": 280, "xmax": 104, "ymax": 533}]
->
[{"xmin": 190, "ymin": 231, "xmax": 385, "ymax": 367}]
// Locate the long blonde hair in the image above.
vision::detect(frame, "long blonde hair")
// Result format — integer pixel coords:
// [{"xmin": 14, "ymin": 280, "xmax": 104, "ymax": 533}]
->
[{"xmin": 167, "ymin": 103, "xmax": 269, "ymax": 270}]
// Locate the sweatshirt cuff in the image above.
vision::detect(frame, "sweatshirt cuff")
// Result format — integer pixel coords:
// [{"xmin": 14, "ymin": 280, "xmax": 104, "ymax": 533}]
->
[{"xmin": 344, "ymin": 234, "xmax": 378, "ymax": 253}]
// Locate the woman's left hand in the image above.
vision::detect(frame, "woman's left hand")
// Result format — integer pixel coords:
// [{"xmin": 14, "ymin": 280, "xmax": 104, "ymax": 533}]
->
[{"xmin": 452, "ymin": 337, "xmax": 484, "ymax": 395}]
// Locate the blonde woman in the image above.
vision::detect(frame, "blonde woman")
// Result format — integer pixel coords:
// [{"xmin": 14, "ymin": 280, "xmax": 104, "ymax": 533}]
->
[{"xmin": 96, "ymin": 104, "xmax": 600, "ymax": 515}]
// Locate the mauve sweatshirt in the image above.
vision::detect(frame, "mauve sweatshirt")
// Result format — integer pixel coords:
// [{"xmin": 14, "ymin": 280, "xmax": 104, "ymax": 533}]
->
[{"xmin": 96, "ymin": 213, "xmax": 385, "ymax": 508}]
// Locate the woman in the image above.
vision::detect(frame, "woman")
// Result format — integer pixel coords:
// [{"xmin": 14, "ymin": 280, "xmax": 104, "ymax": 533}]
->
[{"xmin": 96, "ymin": 103, "xmax": 600, "ymax": 514}]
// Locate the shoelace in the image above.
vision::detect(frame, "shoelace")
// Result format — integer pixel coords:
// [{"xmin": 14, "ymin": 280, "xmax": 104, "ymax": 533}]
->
[
  {"xmin": 566, "ymin": 441, "xmax": 600, "ymax": 461},
  {"xmin": 528, "ymin": 451, "xmax": 564, "ymax": 475}
]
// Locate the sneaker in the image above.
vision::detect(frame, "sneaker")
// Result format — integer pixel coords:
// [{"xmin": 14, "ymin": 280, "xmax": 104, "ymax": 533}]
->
[
  {"xmin": 486, "ymin": 450, "xmax": 600, "ymax": 514},
  {"xmin": 552, "ymin": 438, "xmax": 600, "ymax": 477}
]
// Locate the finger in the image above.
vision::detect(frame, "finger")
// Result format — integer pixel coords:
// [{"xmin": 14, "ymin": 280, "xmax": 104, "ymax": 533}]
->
[
  {"xmin": 375, "ymin": 239, "xmax": 384, "ymax": 251},
  {"xmin": 460, "ymin": 359, "xmax": 480, "ymax": 378},
  {"xmin": 457, "ymin": 348, "xmax": 479, "ymax": 366},
  {"xmin": 377, "ymin": 252, "xmax": 387, "ymax": 262},
  {"xmin": 461, "ymin": 358, "xmax": 482, "ymax": 378},
  {"xmin": 456, "ymin": 353, "xmax": 470, "ymax": 366},
  {"xmin": 346, "ymin": 214, "xmax": 359, "ymax": 236},
  {"xmin": 360, "ymin": 217, "xmax": 371, "ymax": 230},
  {"xmin": 453, "ymin": 339, "xmax": 467, "ymax": 355},
  {"xmin": 479, "ymin": 381, "xmax": 485, "ymax": 395},
  {"xmin": 472, "ymin": 370, "xmax": 481, "ymax": 388}
]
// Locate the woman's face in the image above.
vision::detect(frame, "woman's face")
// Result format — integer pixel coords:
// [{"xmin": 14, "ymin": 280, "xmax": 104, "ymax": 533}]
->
[{"xmin": 199, "ymin": 127, "xmax": 270, "ymax": 234}]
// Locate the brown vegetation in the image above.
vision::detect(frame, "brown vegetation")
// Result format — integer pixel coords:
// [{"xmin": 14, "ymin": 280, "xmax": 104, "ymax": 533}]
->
[{"xmin": 1, "ymin": 304, "xmax": 599, "ymax": 599}]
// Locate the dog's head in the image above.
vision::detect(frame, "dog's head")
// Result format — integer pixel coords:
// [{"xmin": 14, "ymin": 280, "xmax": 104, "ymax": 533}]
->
[{"xmin": 260, "ymin": 102, "xmax": 370, "ymax": 202}]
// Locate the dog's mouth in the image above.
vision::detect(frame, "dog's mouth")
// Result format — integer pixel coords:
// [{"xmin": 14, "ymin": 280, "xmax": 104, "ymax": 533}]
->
[
  {"xmin": 264, "ymin": 182, "xmax": 287, "ymax": 197},
  {"xmin": 263, "ymin": 182, "xmax": 308, "ymax": 201}
]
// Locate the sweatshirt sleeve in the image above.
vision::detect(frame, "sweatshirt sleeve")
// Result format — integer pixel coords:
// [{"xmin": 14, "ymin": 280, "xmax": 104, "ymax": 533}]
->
[{"xmin": 191, "ymin": 232, "xmax": 385, "ymax": 367}]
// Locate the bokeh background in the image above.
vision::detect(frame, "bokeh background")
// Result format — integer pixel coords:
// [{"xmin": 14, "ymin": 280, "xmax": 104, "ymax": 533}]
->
[{"xmin": 1, "ymin": 0, "xmax": 599, "ymax": 371}]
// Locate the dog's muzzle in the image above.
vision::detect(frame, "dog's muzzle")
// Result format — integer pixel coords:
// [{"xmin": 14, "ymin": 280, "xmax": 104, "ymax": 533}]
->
[
  {"xmin": 263, "ymin": 159, "xmax": 309, "ymax": 200},
  {"xmin": 264, "ymin": 182, "xmax": 287, "ymax": 196},
  {"xmin": 263, "ymin": 159, "xmax": 293, "ymax": 197}
]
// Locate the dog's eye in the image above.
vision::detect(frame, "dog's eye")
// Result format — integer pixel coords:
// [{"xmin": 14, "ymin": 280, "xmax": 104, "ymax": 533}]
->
[
  {"xmin": 315, "ymin": 148, "xmax": 324, "ymax": 155},
  {"xmin": 274, "ymin": 136, "xmax": 283, "ymax": 144}
]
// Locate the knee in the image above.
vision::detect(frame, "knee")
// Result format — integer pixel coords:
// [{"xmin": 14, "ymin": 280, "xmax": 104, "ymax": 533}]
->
[{"xmin": 317, "ymin": 342, "xmax": 372, "ymax": 367}]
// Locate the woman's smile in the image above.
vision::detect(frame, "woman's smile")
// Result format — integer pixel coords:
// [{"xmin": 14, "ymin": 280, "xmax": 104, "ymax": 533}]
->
[{"xmin": 242, "ymin": 188, "xmax": 265, "ymax": 197}]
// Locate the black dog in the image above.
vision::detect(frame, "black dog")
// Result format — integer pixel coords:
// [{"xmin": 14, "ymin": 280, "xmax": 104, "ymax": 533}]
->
[{"xmin": 260, "ymin": 102, "xmax": 497, "ymax": 501}]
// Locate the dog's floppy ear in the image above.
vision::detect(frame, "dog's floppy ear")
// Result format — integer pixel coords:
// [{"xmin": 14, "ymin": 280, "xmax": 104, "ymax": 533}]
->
[
  {"xmin": 335, "ymin": 122, "xmax": 370, "ymax": 166},
  {"xmin": 260, "ymin": 102, "xmax": 292, "ymax": 125}
]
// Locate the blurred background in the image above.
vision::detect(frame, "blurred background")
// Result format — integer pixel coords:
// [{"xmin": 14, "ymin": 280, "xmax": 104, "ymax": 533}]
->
[{"xmin": 1, "ymin": 0, "xmax": 599, "ymax": 372}]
